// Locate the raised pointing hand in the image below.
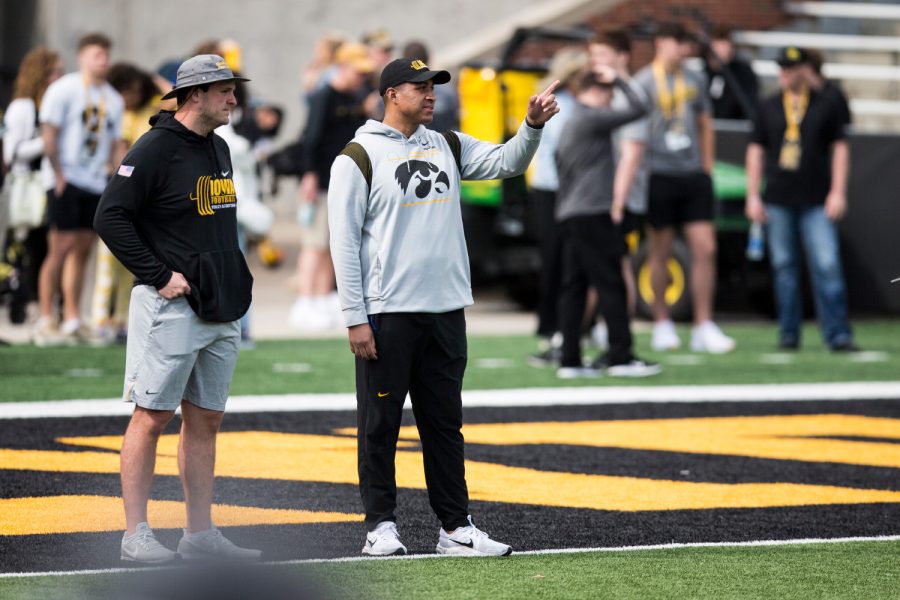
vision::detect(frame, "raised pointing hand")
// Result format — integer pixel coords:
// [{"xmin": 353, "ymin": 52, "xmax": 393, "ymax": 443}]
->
[{"xmin": 527, "ymin": 79, "xmax": 561, "ymax": 127}]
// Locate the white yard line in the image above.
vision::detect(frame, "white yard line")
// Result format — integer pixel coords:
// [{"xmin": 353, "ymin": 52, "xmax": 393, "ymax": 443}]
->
[
  {"xmin": 3, "ymin": 534, "xmax": 898, "ymax": 578},
  {"xmin": 2, "ymin": 381, "xmax": 900, "ymax": 419}
]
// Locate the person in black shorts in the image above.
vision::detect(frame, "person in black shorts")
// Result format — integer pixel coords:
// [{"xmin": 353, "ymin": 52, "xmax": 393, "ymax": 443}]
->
[{"xmin": 633, "ymin": 23, "xmax": 736, "ymax": 354}]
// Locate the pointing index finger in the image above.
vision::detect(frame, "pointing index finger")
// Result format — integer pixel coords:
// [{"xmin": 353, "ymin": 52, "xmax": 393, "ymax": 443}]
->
[{"xmin": 539, "ymin": 79, "xmax": 560, "ymax": 99}]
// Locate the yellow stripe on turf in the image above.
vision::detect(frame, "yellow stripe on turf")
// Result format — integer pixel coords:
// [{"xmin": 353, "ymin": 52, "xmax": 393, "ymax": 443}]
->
[{"xmin": 0, "ymin": 495, "xmax": 361, "ymax": 535}]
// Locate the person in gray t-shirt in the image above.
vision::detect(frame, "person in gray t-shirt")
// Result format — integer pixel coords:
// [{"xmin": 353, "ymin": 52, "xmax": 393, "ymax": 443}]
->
[
  {"xmin": 554, "ymin": 68, "xmax": 660, "ymax": 379},
  {"xmin": 589, "ymin": 29, "xmax": 648, "ymax": 325},
  {"xmin": 632, "ymin": 22, "xmax": 735, "ymax": 355}
]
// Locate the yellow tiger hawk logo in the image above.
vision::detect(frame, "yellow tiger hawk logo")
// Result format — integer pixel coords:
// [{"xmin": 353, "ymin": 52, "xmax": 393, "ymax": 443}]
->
[
  {"xmin": 410, "ymin": 60, "xmax": 428, "ymax": 71},
  {"xmin": 215, "ymin": 60, "xmax": 228, "ymax": 69}
]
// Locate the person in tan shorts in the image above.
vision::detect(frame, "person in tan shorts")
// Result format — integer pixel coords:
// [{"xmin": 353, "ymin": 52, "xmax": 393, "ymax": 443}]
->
[{"xmin": 290, "ymin": 42, "xmax": 373, "ymax": 330}]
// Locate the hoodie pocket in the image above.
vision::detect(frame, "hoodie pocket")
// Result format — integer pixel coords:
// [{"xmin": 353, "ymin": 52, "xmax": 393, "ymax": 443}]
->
[{"xmin": 183, "ymin": 248, "xmax": 253, "ymax": 322}]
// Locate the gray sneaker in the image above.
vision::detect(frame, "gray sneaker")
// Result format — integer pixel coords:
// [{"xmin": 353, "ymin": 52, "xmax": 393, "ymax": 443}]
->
[
  {"xmin": 177, "ymin": 526, "xmax": 262, "ymax": 561},
  {"xmin": 121, "ymin": 522, "xmax": 178, "ymax": 564}
]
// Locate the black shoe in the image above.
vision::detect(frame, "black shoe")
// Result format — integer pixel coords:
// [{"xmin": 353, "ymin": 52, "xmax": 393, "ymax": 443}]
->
[
  {"xmin": 778, "ymin": 340, "xmax": 800, "ymax": 351},
  {"xmin": 528, "ymin": 346, "xmax": 561, "ymax": 367},
  {"xmin": 830, "ymin": 341, "xmax": 861, "ymax": 353}
]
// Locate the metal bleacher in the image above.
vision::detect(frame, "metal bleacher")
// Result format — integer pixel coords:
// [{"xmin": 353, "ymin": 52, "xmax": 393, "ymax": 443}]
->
[{"xmin": 733, "ymin": 1, "xmax": 900, "ymax": 129}]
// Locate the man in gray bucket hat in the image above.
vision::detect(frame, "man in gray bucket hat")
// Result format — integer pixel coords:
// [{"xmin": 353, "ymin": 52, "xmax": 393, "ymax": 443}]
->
[
  {"xmin": 95, "ymin": 54, "xmax": 259, "ymax": 563},
  {"xmin": 161, "ymin": 54, "xmax": 250, "ymax": 101}
]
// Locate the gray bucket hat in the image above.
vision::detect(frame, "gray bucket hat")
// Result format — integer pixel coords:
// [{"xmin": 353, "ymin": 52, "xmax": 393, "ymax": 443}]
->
[{"xmin": 161, "ymin": 54, "xmax": 250, "ymax": 100}]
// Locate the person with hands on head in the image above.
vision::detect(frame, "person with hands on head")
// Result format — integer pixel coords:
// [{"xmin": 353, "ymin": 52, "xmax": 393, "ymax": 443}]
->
[
  {"xmin": 328, "ymin": 56, "xmax": 557, "ymax": 557},
  {"xmin": 553, "ymin": 67, "xmax": 660, "ymax": 380},
  {"xmin": 94, "ymin": 54, "xmax": 260, "ymax": 564},
  {"xmin": 745, "ymin": 47, "xmax": 857, "ymax": 352}
]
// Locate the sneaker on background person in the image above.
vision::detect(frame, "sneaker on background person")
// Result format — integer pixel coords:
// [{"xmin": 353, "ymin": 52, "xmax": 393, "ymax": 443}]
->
[
  {"xmin": 176, "ymin": 525, "xmax": 262, "ymax": 561},
  {"xmin": 362, "ymin": 521, "xmax": 407, "ymax": 556},
  {"xmin": 556, "ymin": 365, "xmax": 601, "ymax": 379},
  {"xmin": 592, "ymin": 354, "xmax": 662, "ymax": 378},
  {"xmin": 651, "ymin": 319, "xmax": 681, "ymax": 352},
  {"xmin": 120, "ymin": 522, "xmax": 178, "ymax": 564},
  {"xmin": 529, "ymin": 332, "xmax": 563, "ymax": 367},
  {"xmin": 436, "ymin": 516, "xmax": 512, "ymax": 557},
  {"xmin": 690, "ymin": 321, "xmax": 736, "ymax": 354}
]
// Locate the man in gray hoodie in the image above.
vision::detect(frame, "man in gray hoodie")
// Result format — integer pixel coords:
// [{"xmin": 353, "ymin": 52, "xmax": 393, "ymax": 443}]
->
[{"xmin": 328, "ymin": 57, "xmax": 559, "ymax": 557}]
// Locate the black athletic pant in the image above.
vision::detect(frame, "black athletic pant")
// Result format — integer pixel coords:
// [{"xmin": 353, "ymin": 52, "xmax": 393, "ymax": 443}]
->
[
  {"xmin": 355, "ymin": 310, "xmax": 470, "ymax": 531},
  {"xmin": 558, "ymin": 215, "xmax": 633, "ymax": 367},
  {"xmin": 530, "ymin": 188, "xmax": 563, "ymax": 337}
]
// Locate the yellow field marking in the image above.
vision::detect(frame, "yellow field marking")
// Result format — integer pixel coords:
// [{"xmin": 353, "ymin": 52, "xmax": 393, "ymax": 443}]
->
[
  {"xmin": 0, "ymin": 495, "xmax": 361, "ymax": 536},
  {"xmin": 0, "ymin": 423, "xmax": 898, "ymax": 513},
  {"xmin": 394, "ymin": 414, "xmax": 900, "ymax": 469}
]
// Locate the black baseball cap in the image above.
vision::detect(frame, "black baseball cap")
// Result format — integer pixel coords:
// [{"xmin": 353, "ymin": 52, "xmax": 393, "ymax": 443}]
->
[
  {"xmin": 776, "ymin": 46, "xmax": 810, "ymax": 68},
  {"xmin": 379, "ymin": 57, "xmax": 451, "ymax": 96}
]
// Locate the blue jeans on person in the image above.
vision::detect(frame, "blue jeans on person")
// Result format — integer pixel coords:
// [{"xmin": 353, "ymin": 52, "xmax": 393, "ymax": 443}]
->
[{"xmin": 765, "ymin": 203, "xmax": 853, "ymax": 348}]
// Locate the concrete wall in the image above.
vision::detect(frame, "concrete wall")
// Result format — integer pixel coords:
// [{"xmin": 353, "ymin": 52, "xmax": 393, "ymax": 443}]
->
[{"xmin": 33, "ymin": 0, "xmax": 567, "ymax": 138}]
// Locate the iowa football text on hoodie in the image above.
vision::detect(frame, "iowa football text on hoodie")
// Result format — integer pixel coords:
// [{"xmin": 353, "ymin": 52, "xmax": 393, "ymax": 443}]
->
[
  {"xmin": 94, "ymin": 111, "xmax": 252, "ymax": 323},
  {"xmin": 328, "ymin": 119, "xmax": 542, "ymax": 327}
]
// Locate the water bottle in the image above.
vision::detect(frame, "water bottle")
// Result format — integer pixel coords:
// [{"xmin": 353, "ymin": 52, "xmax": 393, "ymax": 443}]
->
[
  {"xmin": 297, "ymin": 202, "xmax": 316, "ymax": 226},
  {"xmin": 746, "ymin": 221, "xmax": 765, "ymax": 261}
]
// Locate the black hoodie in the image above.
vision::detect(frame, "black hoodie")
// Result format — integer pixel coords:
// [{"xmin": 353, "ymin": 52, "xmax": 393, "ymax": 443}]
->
[{"xmin": 95, "ymin": 111, "xmax": 252, "ymax": 322}]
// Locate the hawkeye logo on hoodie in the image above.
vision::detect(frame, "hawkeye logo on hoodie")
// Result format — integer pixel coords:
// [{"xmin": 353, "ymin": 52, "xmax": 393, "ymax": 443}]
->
[
  {"xmin": 394, "ymin": 161, "xmax": 450, "ymax": 200},
  {"xmin": 190, "ymin": 176, "xmax": 237, "ymax": 216}
]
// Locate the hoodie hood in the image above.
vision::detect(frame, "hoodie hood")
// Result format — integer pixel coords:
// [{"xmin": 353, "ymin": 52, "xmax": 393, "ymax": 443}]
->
[
  {"xmin": 150, "ymin": 110, "xmax": 225, "ymax": 174},
  {"xmin": 150, "ymin": 110, "xmax": 210, "ymax": 144},
  {"xmin": 356, "ymin": 119, "xmax": 430, "ymax": 172}
]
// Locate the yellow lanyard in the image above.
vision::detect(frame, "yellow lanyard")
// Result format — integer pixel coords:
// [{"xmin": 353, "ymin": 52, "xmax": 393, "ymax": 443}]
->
[
  {"xmin": 782, "ymin": 88, "xmax": 809, "ymax": 142},
  {"xmin": 652, "ymin": 61, "xmax": 687, "ymax": 121}
]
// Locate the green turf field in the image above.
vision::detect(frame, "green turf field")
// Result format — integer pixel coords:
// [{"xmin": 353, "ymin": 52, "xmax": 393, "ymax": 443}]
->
[
  {"xmin": 1, "ymin": 319, "xmax": 898, "ymax": 402},
  {"xmin": 0, "ymin": 541, "xmax": 896, "ymax": 599}
]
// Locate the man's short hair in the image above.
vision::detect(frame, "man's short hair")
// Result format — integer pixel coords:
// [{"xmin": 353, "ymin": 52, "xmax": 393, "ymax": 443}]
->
[
  {"xmin": 176, "ymin": 83, "xmax": 210, "ymax": 107},
  {"xmin": 591, "ymin": 30, "xmax": 631, "ymax": 54},
  {"xmin": 711, "ymin": 25, "xmax": 734, "ymax": 41},
  {"xmin": 654, "ymin": 21, "xmax": 690, "ymax": 42},
  {"xmin": 78, "ymin": 32, "xmax": 112, "ymax": 51}
]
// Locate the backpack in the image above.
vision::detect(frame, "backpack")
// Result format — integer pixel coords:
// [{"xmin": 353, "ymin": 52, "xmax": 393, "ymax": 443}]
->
[{"xmin": 339, "ymin": 130, "xmax": 462, "ymax": 192}]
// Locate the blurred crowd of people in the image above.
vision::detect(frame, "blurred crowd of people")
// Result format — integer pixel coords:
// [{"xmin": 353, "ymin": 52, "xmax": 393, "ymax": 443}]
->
[
  {"xmin": 0, "ymin": 28, "xmax": 456, "ymax": 346},
  {"xmin": 530, "ymin": 21, "xmax": 858, "ymax": 377},
  {"xmin": 0, "ymin": 21, "xmax": 857, "ymax": 361}
]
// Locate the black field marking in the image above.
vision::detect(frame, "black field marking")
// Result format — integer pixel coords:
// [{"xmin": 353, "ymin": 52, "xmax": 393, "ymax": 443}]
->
[
  {"xmin": 464, "ymin": 444, "xmax": 900, "ymax": 491},
  {"xmin": 1, "ymin": 399, "xmax": 898, "ymax": 573}
]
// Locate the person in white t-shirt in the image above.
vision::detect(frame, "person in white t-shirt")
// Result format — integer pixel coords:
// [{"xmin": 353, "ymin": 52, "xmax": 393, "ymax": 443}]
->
[{"xmin": 35, "ymin": 32, "xmax": 126, "ymax": 346}]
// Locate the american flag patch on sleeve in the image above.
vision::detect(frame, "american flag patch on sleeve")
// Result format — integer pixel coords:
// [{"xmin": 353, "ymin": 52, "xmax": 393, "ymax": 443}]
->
[{"xmin": 117, "ymin": 165, "xmax": 135, "ymax": 177}]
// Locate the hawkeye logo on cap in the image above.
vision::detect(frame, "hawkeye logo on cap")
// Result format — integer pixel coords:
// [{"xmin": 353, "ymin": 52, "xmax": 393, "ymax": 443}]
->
[
  {"xmin": 410, "ymin": 60, "xmax": 428, "ymax": 71},
  {"xmin": 215, "ymin": 60, "xmax": 228, "ymax": 69},
  {"xmin": 786, "ymin": 47, "xmax": 800, "ymax": 60}
]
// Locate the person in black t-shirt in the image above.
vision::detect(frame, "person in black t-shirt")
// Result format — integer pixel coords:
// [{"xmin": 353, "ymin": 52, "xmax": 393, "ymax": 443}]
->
[
  {"xmin": 745, "ymin": 47, "xmax": 857, "ymax": 352},
  {"xmin": 802, "ymin": 48, "xmax": 851, "ymax": 129},
  {"xmin": 290, "ymin": 42, "xmax": 373, "ymax": 330},
  {"xmin": 703, "ymin": 25, "xmax": 759, "ymax": 121}
]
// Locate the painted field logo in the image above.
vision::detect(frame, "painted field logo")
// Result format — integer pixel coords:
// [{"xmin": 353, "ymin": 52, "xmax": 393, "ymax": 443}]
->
[{"xmin": 190, "ymin": 176, "xmax": 237, "ymax": 216}]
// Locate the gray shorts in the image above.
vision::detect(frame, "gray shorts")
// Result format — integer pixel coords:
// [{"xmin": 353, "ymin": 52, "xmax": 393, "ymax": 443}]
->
[{"xmin": 123, "ymin": 285, "xmax": 241, "ymax": 412}]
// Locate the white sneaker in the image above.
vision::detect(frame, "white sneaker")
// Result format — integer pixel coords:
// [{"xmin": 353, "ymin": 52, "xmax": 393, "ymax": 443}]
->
[
  {"xmin": 690, "ymin": 321, "xmax": 736, "ymax": 354},
  {"xmin": 605, "ymin": 358, "xmax": 663, "ymax": 378},
  {"xmin": 120, "ymin": 522, "xmax": 178, "ymax": 564},
  {"xmin": 177, "ymin": 526, "xmax": 262, "ymax": 561},
  {"xmin": 436, "ymin": 516, "xmax": 512, "ymax": 557},
  {"xmin": 556, "ymin": 366, "xmax": 601, "ymax": 379},
  {"xmin": 590, "ymin": 323, "xmax": 609, "ymax": 351},
  {"xmin": 362, "ymin": 521, "xmax": 407, "ymax": 556},
  {"xmin": 289, "ymin": 297, "xmax": 332, "ymax": 330},
  {"xmin": 651, "ymin": 320, "xmax": 681, "ymax": 352}
]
